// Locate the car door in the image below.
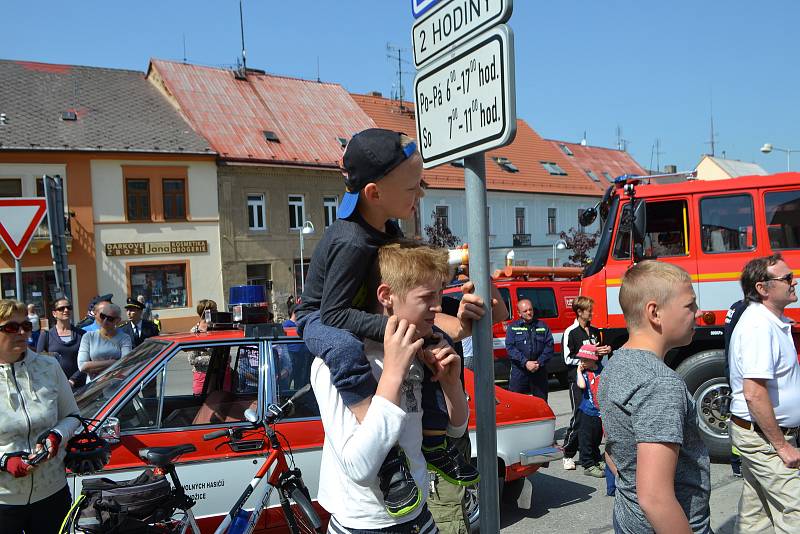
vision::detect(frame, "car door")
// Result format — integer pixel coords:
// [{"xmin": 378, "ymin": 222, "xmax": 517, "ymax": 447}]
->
[{"xmin": 71, "ymin": 339, "xmax": 271, "ymax": 531}]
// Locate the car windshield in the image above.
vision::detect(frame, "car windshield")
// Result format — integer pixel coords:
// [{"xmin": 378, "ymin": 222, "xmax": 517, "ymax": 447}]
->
[{"xmin": 74, "ymin": 340, "xmax": 169, "ymax": 418}]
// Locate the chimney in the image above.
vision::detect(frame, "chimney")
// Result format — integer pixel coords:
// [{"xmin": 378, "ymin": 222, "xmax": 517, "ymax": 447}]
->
[
  {"xmin": 370, "ymin": 91, "xmax": 383, "ymax": 97},
  {"xmin": 664, "ymin": 164, "xmax": 677, "ymax": 174}
]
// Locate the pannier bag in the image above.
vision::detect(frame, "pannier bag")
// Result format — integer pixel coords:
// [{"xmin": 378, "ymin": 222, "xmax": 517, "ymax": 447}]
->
[{"xmin": 76, "ymin": 469, "xmax": 173, "ymax": 532}]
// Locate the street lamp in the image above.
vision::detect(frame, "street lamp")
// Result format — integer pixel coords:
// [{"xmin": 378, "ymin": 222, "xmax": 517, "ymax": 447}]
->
[
  {"xmin": 299, "ymin": 221, "xmax": 315, "ymax": 293},
  {"xmin": 505, "ymin": 249, "xmax": 515, "ymax": 267},
  {"xmin": 760, "ymin": 143, "xmax": 799, "ymax": 172},
  {"xmin": 552, "ymin": 239, "xmax": 567, "ymax": 267}
]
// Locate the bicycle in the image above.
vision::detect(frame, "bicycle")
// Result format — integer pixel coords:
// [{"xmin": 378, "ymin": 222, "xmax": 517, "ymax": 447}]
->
[
  {"xmin": 203, "ymin": 383, "xmax": 322, "ymax": 534},
  {"xmin": 61, "ymin": 385, "xmax": 321, "ymax": 534}
]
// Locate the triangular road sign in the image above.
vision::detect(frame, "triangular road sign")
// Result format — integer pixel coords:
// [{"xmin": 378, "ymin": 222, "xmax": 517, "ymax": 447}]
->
[{"xmin": 0, "ymin": 198, "xmax": 48, "ymax": 260}]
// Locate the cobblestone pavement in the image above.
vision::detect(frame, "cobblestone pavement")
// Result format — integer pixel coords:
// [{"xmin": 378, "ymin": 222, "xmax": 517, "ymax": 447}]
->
[{"xmin": 499, "ymin": 382, "xmax": 742, "ymax": 534}]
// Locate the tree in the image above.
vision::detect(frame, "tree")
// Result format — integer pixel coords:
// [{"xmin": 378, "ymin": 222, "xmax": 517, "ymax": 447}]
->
[
  {"xmin": 424, "ymin": 210, "xmax": 461, "ymax": 248},
  {"xmin": 559, "ymin": 227, "xmax": 600, "ymax": 267}
]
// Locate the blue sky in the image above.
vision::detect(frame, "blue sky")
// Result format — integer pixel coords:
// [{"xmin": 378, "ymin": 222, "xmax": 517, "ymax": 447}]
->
[{"xmin": 3, "ymin": 0, "xmax": 798, "ymax": 174}]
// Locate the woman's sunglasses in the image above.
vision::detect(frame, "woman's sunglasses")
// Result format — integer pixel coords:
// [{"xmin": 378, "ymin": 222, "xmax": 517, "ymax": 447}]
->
[
  {"xmin": 0, "ymin": 321, "xmax": 34, "ymax": 334},
  {"xmin": 55, "ymin": 305, "xmax": 73, "ymax": 312},
  {"xmin": 99, "ymin": 313, "xmax": 120, "ymax": 323}
]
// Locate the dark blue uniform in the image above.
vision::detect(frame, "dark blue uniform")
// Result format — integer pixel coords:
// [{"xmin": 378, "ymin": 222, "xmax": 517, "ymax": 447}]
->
[{"xmin": 505, "ymin": 318, "xmax": 555, "ymax": 401}]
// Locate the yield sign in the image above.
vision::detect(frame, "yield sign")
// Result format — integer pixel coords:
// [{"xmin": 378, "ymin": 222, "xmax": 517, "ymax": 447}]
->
[{"xmin": 0, "ymin": 198, "xmax": 48, "ymax": 260}]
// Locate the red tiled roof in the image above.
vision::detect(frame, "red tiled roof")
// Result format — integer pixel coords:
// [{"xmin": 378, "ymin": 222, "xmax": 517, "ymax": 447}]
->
[
  {"xmin": 148, "ymin": 59, "xmax": 375, "ymax": 166},
  {"xmin": 546, "ymin": 139, "xmax": 646, "ymax": 187},
  {"xmin": 352, "ymin": 93, "xmax": 602, "ymax": 197}
]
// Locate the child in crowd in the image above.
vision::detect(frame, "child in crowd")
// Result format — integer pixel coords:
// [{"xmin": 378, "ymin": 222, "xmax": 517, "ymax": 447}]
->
[
  {"xmin": 575, "ymin": 344, "xmax": 605, "ymax": 478},
  {"xmin": 312, "ymin": 242, "xmax": 468, "ymax": 534},
  {"xmin": 295, "ymin": 129, "xmax": 478, "ymax": 518},
  {"xmin": 598, "ymin": 261, "xmax": 710, "ymax": 533}
]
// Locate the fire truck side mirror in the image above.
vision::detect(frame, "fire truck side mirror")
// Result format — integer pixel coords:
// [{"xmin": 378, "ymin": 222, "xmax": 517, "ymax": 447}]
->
[{"xmin": 579, "ymin": 207, "xmax": 597, "ymax": 227}]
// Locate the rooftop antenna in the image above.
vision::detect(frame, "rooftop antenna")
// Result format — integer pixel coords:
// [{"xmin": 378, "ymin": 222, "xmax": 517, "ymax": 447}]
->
[
  {"xmin": 580, "ymin": 131, "xmax": 587, "ymax": 146},
  {"xmin": 182, "ymin": 34, "xmax": 187, "ymax": 63},
  {"xmin": 386, "ymin": 43, "xmax": 413, "ymax": 109},
  {"xmin": 616, "ymin": 125, "xmax": 628, "ymax": 151},
  {"xmin": 316, "ymin": 56, "xmax": 321, "ymax": 83},
  {"xmin": 706, "ymin": 92, "xmax": 718, "ymax": 157},
  {"xmin": 239, "ymin": 0, "xmax": 247, "ymax": 73},
  {"xmin": 649, "ymin": 138, "xmax": 665, "ymax": 172}
]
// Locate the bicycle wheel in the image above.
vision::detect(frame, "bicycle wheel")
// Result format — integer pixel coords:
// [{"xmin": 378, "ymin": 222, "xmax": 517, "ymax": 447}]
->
[{"xmin": 278, "ymin": 482, "xmax": 322, "ymax": 534}]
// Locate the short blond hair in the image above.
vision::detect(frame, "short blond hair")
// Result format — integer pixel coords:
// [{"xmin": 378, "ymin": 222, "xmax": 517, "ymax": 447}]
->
[
  {"xmin": 619, "ymin": 261, "xmax": 692, "ymax": 329},
  {"xmin": 377, "ymin": 241, "xmax": 449, "ymax": 300},
  {"xmin": 572, "ymin": 295, "xmax": 594, "ymax": 313},
  {"xmin": 0, "ymin": 300, "xmax": 27, "ymax": 323}
]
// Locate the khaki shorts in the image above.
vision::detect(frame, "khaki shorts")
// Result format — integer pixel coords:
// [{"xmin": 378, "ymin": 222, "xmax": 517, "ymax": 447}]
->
[{"xmin": 427, "ymin": 433, "xmax": 471, "ymax": 534}]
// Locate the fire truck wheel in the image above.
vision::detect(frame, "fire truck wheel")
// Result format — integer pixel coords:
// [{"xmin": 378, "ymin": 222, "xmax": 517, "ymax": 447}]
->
[{"xmin": 675, "ymin": 349, "xmax": 731, "ymax": 460}]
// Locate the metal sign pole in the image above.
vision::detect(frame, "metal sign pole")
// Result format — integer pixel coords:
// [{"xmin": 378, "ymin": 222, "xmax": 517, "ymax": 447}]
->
[
  {"xmin": 464, "ymin": 152, "xmax": 499, "ymax": 533},
  {"xmin": 14, "ymin": 259, "xmax": 23, "ymax": 302}
]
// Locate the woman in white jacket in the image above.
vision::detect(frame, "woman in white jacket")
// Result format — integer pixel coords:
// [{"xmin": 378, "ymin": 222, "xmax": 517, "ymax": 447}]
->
[{"xmin": 0, "ymin": 299, "xmax": 79, "ymax": 533}]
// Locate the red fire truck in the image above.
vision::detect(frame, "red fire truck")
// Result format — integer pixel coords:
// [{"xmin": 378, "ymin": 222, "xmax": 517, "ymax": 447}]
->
[{"xmin": 578, "ymin": 172, "xmax": 800, "ymax": 458}]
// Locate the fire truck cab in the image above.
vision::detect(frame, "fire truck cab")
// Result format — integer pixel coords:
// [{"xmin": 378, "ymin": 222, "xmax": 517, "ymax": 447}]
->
[{"xmin": 579, "ymin": 172, "xmax": 800, "ymax": 458}]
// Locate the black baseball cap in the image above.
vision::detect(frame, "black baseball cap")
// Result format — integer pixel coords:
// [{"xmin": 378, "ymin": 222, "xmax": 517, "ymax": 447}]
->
[
  {"xmin": 338, "ymin": 128, "xmax": 417, "ymax": 219},
  {"xmin": 88, "ymin": 293, "xmax": 113, "ymax": 313}
]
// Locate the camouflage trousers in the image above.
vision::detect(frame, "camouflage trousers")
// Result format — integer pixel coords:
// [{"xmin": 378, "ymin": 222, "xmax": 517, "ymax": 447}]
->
[{"xmin": 427, "ymin": 432, "xmax": 472, "ymax": 534}]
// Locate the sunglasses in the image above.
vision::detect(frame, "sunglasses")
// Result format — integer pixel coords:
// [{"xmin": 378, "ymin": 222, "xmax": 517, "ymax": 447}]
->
[
  {"xmin": 765, "ymin": 273, "xmax": 794, "ymax": 285},
  {"xmin": 99, "ymin": 313, "xmax": 120, "ymax": 323},
  {"xmin": 0, "ymin": 321, "xmax": 34, "ymax": 334},
  {"xmin": 55, "ymin": 305, "xmax": 73, "ymax": 312}
]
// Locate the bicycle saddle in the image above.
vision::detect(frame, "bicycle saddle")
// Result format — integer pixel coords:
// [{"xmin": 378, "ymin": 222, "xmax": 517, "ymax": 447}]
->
[{"xmin": 138, "ymin": 444, "xmax": 196, "ymax": 467}]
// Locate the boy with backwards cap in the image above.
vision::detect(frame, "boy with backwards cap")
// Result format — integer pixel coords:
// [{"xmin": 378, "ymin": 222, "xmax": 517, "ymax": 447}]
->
[{"xmin": 294, "ymin": 129, "xmax": 480, "ymax": 519}]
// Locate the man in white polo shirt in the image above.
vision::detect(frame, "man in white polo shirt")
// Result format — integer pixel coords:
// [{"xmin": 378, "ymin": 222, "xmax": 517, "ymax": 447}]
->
[{"xmin": 728, "ymin": 253, "xmax": 800, "ymax": 533}]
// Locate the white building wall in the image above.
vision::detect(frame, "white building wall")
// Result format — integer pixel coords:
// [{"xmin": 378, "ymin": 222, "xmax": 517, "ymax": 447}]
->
[
  {"xmin": 420, "ymin": 189, "xmax": 600, "ymax": 271},
  {"xmin": 90, "ymin": 159, "xmax": 223, "ymax": 327}
]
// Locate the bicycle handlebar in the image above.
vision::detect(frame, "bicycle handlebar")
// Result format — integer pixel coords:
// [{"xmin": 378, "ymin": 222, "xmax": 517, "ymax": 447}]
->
[{"xmin": 202, "ymin": 384, "xmax": 313, "ymax": 441}]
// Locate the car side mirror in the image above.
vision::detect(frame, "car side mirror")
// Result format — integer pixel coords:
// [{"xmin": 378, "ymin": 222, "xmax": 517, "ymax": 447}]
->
[
  {"xmin": 98, "ymin": 416, "xmax": 120, "ymax": 444},
  {"xmin": 579, "ymin": 207, "xmax": 597, "ymax": 227},
  {"xmin": 244, "ymin": 408, "xmax": 258, "ymax": 423}
]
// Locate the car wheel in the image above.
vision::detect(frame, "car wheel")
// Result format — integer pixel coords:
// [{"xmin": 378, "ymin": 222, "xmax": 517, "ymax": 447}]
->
[{"xmin": 675, "ymin": 350, "xmax": 731, "ymax": 460}]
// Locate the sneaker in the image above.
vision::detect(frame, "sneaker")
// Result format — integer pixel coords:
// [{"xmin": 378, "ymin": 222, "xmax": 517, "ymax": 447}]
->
[
  {"xmin": 584, "ymin": 465, "xmax": 605, "ymax": 478},
  {"xmin": 378, "ymin": 446, "xmax": 422, "ymax": 518},
  {"xmin": 423, "ymin": 441, "xmax": 480, "ymax": 487},
  {"xmin": 563, "ymin": 457, "xmax": 576, "ymax": 470}
]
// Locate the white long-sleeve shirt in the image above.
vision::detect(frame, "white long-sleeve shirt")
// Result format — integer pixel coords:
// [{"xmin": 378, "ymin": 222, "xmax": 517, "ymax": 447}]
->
[{"xmin": 311, "ymin": 339, "xmax": 467, "ymax": 529}]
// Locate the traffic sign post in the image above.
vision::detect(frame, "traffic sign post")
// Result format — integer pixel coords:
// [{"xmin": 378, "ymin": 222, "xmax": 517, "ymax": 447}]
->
[
  {"xmin": 414, "ymin": 24, "xmax": 516, "ymax": 168},
  {"xmin": 0, "ymin": 198, "xmax": 48, "ymax": 301},
  {"xmin": 412, "ymin": 5, "xmax": 515, "ymax": 532},
  {"xmin": 412, "ymin": 0, "xmax": 512, "ymax": 67}
]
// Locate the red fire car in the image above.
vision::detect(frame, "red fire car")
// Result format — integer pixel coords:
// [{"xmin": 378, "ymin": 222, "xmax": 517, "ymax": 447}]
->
[{"xmin": 68, "ymin": 322, "xmax": 562, "ymax": 532}]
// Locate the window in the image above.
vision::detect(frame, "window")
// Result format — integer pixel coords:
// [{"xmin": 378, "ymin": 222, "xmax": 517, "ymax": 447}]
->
[
  {"xmin": 125, "ymin": 179, "xmax": 151, "ymax": 221},
  {"xmin": 130, "ymin": 264, "xmax": 187, "ymax": 309},
  {"xmin": 602, "ymin": 172, "xmax": 613, "ymax": 182},
  {"xmin": 586, "ymin": 170, "xmax": 600, "ymax": 182},
  {"xmin": 516, "ymin": 287, "xmax": 558, "ymax": 319},
  {"xmin": 764, "ymin": 189, "xmax": 800, "ymax": 249},
  {"xmin": 163, "ymin": 179, "xmax": 186, "ymax": 220},
  {"xmin": 288, "ymin": 195, "xmax": 305, "ymax": 230},
  {"xmin": 271, "ymin": 341, "xmax": 320, "ymax": 419},
  {"xmin": 435, "ymin": 205, "xmax": 449, "ymax": 229},
  {"xmin": 247, "ymin": 194, "xmax": 266, "ymax": 231},
  {"xmin": 246, "ymin": 264, "xmax": 272, "ymax": 293},
  {"xmin": 540, "ymin": 162, "xmax": 568, "ymax": 176},
  {"xmin": 515, "ymin": 207, "xmax": 526, "ymax": 234},
  {"xmin": 559, "ymin": 144, "xmax": 574, "ymax": 156},
  {"xmin": 324, "ymin": 196, "xmax": 338, "ymax": 228},
  {"xmin": 494, "ymin": 157, "xmax": 519, "ymax": 173},
  {"xmin": 115, "ymin": 343, "xmax": 261, "ymax": 431},
  {"xmin": 700, "ymin": 194, "xmax": 755, "ymax": 253},
  {"xmin": 0, "ymin": 178, "xmax": 22, "ymax": 197},
  {"xmin": 613, "ymin": 199, "xmax": 689, "ymax": 259},
  {"xmin": 547, "ymin": 208, "xmax": 557, "ymax": 235}
]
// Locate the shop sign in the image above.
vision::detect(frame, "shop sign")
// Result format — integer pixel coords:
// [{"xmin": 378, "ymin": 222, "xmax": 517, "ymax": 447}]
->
[{"xmin": 105, "ymin": 240, "xmax": 208, "ymax": 257}]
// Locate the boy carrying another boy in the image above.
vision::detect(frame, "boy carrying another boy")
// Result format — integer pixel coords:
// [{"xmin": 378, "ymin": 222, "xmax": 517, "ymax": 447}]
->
[
  {"xmin": 574, "ymin": 344, "xmax": 605, "ymax": 478},
  {"xmin": 312, "ymin": 242, "xmax": 468, "ymax": 533},
  {"xmin": 295, "ymin": 129, "xmax": 479, "ymax": 519},
  {"xmin": 598, "ymin": 261, "xmax": 711, "ymax": 534}
]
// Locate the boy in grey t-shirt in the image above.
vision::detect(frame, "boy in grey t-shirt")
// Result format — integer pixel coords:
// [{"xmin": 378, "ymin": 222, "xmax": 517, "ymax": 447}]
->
[{"xmin": 598, "ymin": 261, "xmax": 711, "ymax": 534}]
